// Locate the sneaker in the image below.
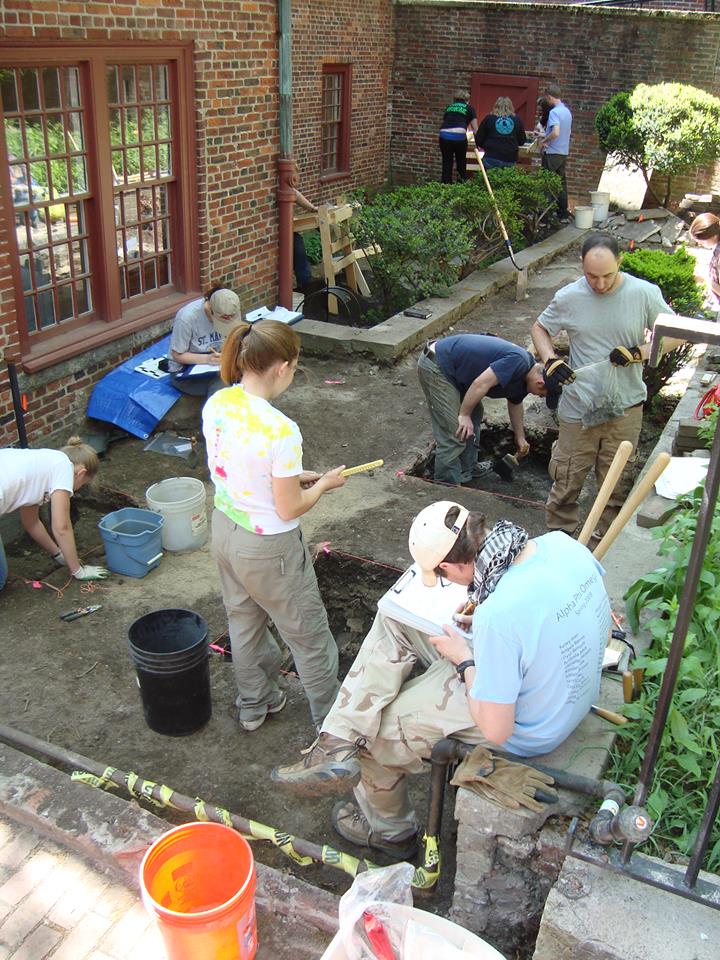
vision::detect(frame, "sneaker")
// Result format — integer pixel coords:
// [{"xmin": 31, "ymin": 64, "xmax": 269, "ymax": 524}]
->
[
  {"xmin": 270, "ymin": 733, "xmax": 364, "ymax": 796},
  {"xmin": 331, "ymin": 801, "xmax": 418, "ymax": 861},
  {"xmin": 558, "ymin": 215, "xmax": 572, "ymax": 224},
  {"xmin": 238, "ymin": 691, "xmax": 287, "ymax": 732}
]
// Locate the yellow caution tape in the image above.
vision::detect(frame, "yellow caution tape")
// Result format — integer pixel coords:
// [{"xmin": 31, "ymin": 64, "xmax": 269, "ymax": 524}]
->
[
  {"xmin": 411, "ymin": 833, "xmax": 441, "ymax": 890},
  {"xmin": 321, "ymin": 844, "xmax": 379, "ymax": 877},
  {"xmin": 71, "ymin": 766, "xmax": 119, "ymax": 791}
]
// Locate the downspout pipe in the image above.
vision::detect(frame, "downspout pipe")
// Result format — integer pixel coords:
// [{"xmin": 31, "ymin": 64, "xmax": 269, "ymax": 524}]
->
[{"xmin": 277, "ymin": 0, "xmax": 294, "ymax": 309}]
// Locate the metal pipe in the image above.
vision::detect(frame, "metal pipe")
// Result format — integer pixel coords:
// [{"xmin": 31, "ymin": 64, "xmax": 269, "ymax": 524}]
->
[
  {"xmin": 6, "ymin": 360, "xmax": 28, "ymax": 448},
  {"xmin": 276, "ymin": 0, "xmax": 294, "ymax": 308}
]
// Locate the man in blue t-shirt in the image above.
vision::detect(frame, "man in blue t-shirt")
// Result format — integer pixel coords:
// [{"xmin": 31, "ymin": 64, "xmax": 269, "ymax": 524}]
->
[
  {"xmin": 417, "ymin": 334, "xmax": 547, "ymax": 485},
  {"xmin": 540, "ymin": 84, "xmax": 573, "ymax": 222},
  {"xmin": 439, "ymin": 91, "xmax": 478, "ymax": 183},
  {"xmin": 271, "ymin": 503, "xmax": 609, "ymax": 861}
]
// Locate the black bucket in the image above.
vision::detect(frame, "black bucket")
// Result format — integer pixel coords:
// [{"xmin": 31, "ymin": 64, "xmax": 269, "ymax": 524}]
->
[{"xmin": 128, "ymin": 608, "xmax": 211, "ymax": 736}]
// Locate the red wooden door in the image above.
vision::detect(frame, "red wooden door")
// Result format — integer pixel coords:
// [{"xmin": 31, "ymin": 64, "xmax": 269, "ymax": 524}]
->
[{"xmin": 470, "ymin": 73, "xmax": 539, "ymax": 131}]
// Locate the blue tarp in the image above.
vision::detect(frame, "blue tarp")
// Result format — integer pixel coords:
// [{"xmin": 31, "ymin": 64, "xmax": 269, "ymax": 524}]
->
[{"xmin": 86, "ymin": 334, "xmax": 181, "ymax": 440}]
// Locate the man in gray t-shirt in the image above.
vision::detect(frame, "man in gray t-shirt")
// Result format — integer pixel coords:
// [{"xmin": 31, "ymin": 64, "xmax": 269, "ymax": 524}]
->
[{"xmin": 531, "ymin": 234, "xmax": 678, "ymax": 539}]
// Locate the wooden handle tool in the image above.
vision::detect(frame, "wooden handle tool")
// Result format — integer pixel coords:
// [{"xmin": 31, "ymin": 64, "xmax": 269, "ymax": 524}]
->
[
  {"xmin": 591, "ymin": 704, "xmax": 628, "ymax": 726},
  {"xmin": 577, "ymin": 441, "xmax": 633, "ymax": 546},
  {"xmin": 340, "ymin": 459, "xmax": 384, "ymax": 477},
  {"xmin": 593, "ymin": 452, "xmax": 672, "ymax": 561},
  {"xmin": 622, "ymin": 671, "xmax": 634, "ymax": 704}
]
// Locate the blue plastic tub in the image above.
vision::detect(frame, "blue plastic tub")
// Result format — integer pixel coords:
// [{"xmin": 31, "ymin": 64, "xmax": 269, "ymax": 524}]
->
[{"xmin": 98, "ymin": 507, "xmax": 164, "ymax": 578}]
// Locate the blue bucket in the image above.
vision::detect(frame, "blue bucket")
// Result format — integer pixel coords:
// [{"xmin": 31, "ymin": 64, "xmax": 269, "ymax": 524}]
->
[{"xmin": 98, "ymin": 507, "xmax": 164, "ymax": 578}]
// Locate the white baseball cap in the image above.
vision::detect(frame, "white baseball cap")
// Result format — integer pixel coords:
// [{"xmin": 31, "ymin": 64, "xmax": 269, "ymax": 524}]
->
[
  {"xmin": 408, "ymin": 501, "xmax": 470, "ymax": 587},
  {"xmin": 209, "ymin": 289, "xmax": 243, "ymax": 337}
]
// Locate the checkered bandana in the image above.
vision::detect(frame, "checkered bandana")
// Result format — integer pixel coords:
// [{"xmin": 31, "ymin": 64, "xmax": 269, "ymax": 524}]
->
[{"xmin": 472, "ymin": 519, "xmax": 529, "ymax": 605}]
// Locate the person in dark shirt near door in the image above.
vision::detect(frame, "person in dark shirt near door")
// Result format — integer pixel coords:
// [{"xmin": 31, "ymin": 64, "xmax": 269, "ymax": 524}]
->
[
  {"xmin": 439, "ymin": 91, "xmax": 478, "ymax": 183},
  {"xmin": 475, "ymin": 97, "xmax": 526, "ymax": 169}
]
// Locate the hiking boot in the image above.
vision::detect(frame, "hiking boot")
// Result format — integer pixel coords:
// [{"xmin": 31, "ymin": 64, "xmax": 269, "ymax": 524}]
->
[
  {"xmin": 472, "ymin": 459, "xmax": 493, "ymax": 479},
  {"xmin": 270, "ymin": 733, "xmax": 364, "ymax": 796},
  {"xmin": 238, "ymin": 691, "xmax": 287, "ymax": 732},
  {"xmin": 331, "ymin": 801, "xmax": 418, "ymax": 861}
]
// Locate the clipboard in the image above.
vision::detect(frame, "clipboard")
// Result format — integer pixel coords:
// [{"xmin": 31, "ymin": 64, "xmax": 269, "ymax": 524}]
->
[{"xmin": 377, "ymin": 563, "xmax": 469, "ymax": 636}]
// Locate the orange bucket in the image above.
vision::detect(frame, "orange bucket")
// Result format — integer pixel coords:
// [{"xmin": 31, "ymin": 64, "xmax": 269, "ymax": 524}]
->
[{"xmin": 140, "ymin": 821, "xmax": 257, "ymax": 960}]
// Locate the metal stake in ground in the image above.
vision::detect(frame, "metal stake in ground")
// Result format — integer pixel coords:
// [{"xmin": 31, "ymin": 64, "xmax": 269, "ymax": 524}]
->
[{"xmin": 472, "ymin": 144, "xmax": 528, "ymax": 301}]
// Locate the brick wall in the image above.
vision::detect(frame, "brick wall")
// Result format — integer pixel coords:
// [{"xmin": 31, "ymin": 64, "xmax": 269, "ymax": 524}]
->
[
  {"xmin": 291, "ymin": 0, "xmax": 395, "ymax": 203},
  {"xmin": 0, "ymin": 0, "xmax": 394, "ymax": 446},
  {"xmin": 391, "ymin": 2, "xmax": 720, "ymax": 202}
]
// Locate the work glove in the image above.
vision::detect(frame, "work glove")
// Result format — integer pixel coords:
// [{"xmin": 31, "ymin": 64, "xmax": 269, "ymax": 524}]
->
[
  {"xmin": 73, "ymin": 564, "xmax": 110, "ymax": 581},
  {"xmin": 450, "ymin": 745, "xmax": 558, "ymax": 812},
  {"xmin": 52, "ymin": 550, "xmax": 67, "ymax": 566},
  {"xmin": 609, "ymin": 345, "xmax": 643, "ymax": 366},
  {"xmin": 543, "ymin": 356, "xmax": 575, "ymax": 388}
]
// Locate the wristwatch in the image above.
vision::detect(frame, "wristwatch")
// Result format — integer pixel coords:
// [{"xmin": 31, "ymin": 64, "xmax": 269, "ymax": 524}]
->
[{"xmin": 456, "ymin": 659, "xmax": 475, "ymax": 684}]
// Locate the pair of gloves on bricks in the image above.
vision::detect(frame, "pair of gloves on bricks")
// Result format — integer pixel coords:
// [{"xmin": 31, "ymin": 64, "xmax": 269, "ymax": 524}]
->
[
  {"xmin": 450, "ymin": 745, "xmax": 558, "ymax": 812},
  {"xmin": 543, "ymin": 347, "xmax": 644, "ymax": 391}
]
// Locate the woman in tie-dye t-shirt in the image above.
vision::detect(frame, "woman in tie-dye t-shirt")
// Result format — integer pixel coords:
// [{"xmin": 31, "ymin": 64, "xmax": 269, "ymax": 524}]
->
[{"xmin": 202, "ymin": 320, "xmax": 347, "ymax": 732}]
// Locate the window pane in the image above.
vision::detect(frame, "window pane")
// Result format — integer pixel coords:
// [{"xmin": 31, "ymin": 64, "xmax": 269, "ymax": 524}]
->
[
  {"xmin": 156, "ymin": 65, "xmax": 168, "ymax": 100},
  {"xmin": 43, "ymin": 68, "xmax": 61, "ymax": 110},
  {"xmin": 54, "ymin": 241, "xmax": 71, "ymax": 280},
  {"xmin": 4, "ymin": 117, "xmax": 23, "ymax": 160},
  {"xmin": 138, "ymin": 65, "xmax": 152, "ymax": 103},
  {"xmin": 158, "ymin": 142, "xmax": 170, "ymax": 176},
  {"xmin": 140, "ymin": 107, "xmax": 155, "ymax": 142},
  {"xmin": 124, "ymin": 107, "xmax": 140, "ymax": 145},
  {"xmin": 38, "ymin": 289, "xmax": 55, "ymax": 328},
  {"xmin": 144, "ymin": 259, "xmax": 157, "ymax": 291},
  {"xmin": 143, "ymin": 146, "xmax": 157, "ymax": 177},
  {"xmin": 70, "ymin": 157, "xmax": 87, "ymax": 194},
  {"xmin": 58, "ymin": 283, "xmax": 74, "ymax": 321},
  {"xmin": 75, "ymin": 277, "xmax": 90, "ymax": 314},
  {"xmin": 14, "ymin": 210, "xmax": 29, "ymax": 250},
  {"xmin": 121, "ymin": 66, "xmax": 136, "ymax": 103},
  {"xmin": 64, "ymin": 68, "xmax": 81, "ymax": 109},
  {"xmin": 25, "ymin": 294, "xmax": 37, "ymax": 332},
  {"xmin": 126, "ymin": 146, "xmax": 140, "ymax": 180},
  {"xmin": 157, "ymin": 104, "xmax": 170, "ymax": 139},
  {"xmin": 66, "ymin": 112, "xmax": 84, "ymax": 152},
  {"xmin": 26, "ymin": 116, "xmax": 46, "ymax": 159},
  {"xmin": 72, "ymin": 240, "xmax": 88, "ymax": 277},
  {"xmin": 158, "ymin": 253, "xmax": 170, "ymax": 286},
  {"xmin": 20, "ymin": 68, "xmax": 40, "ymax": 111},
  {"xmin": 1, "ymin": 69, "xmax": 18, "ymax": 112},
  {"xmin": 106, "ymin": 65, "xmax": 119, "ymax": 105},
  {"xmin": 110, "ymin": 109, "xmax": 122, "ymax": 145}
]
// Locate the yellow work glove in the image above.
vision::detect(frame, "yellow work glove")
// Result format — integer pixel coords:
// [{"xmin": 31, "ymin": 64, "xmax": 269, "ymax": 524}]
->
[
  {"xmin": 609, "ymin": 345, "xmax": 643, "ymax": 366},
  {"xmin": 450, "ymin": 746, "xmax": 557, "ymax": 812}
]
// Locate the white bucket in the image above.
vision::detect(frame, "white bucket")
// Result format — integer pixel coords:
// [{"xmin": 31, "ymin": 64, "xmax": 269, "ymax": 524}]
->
[
  {"xmin": 589, "ymin": 190, "xmax": 611, "ymax": 224},
  {"xmin": 145, "ymin": 477, "xmax": 208, "ymax": 552},
  {"xmin": 574, "ymin": 205, "xmax": 594, "ymax": 229}
]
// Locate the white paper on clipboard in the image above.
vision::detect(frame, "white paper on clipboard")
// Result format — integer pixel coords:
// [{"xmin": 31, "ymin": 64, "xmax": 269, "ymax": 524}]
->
[{"xmin": 377, "ymin": 563, "xmax": 469, "ymax": 636}]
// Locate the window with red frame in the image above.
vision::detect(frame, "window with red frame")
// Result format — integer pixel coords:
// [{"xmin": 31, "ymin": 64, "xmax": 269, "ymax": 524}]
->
[
  {"xmin": 0, "ymin": 46, "xmax": 198, "ymax": 361},
  {"xmin": 321, "ymin": 65, "xmax": 351, "ymax": 178}
]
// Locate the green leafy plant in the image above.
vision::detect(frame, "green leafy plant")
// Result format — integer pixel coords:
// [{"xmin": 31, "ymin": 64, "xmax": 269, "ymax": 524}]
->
[
  {"xmin": 596, "ymin": 83, "xmax": 720, "ymax": 207},
  {"xmin": 351, "ymin": 169, "xmax": 562, "ymax": 316},
  {"xmin": 621, "ymin": 246, "xmax": 705, "ymax": 403},
  {"xmin": 302, "ymin": 230, "xmax": 322, "ymax": 265},
  {"xmin": 612, "ymin": 482, "xmax": 720, "ymax": 869}
]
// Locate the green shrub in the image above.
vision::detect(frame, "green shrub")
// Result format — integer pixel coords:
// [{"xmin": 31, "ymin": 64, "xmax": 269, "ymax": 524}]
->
[
  {"xmin": 352, "ymin": 169, "xmax": 562, "ymax": 315},
  {"xmin": 612, "ymin": 487, "xmax": 720, "ymax": 869},
  {"xmin": 596, "ymin": 83, "xmax": 720, "ymax": 206},
  {"xmin": 621, "ymin": 247, "xmax": 704, "ymax": 401},
  {"xmin": 302, "ymin": 230, "xmax": 322, "ymax": 265}
]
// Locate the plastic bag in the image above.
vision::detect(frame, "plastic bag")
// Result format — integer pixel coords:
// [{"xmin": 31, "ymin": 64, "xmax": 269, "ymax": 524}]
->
[
  {"xmin": 338, "ymin": 863, "xmax": 414, "ymax": 960},
  {"xmin": 565, "ymin": 360, "xmax": 627, "ymax": 429}
]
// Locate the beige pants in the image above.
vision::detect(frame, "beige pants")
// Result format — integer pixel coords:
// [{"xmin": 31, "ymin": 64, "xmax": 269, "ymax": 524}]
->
[
  {"xmin": 323, "ymin": 612, "xmax": 488, "ymax": 838},
  {"xmin": 212, "ymin": 510, "xmax": 340, "ymax": 725},
  {"xmin": 546, "ymin": 405, "xmax": 643, "ymax": 536}
]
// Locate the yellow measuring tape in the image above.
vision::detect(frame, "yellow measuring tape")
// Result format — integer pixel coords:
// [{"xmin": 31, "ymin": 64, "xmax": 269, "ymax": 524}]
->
[{"xmin": 340, "ymin": 459, "xmax": 384, "ymax": 477}]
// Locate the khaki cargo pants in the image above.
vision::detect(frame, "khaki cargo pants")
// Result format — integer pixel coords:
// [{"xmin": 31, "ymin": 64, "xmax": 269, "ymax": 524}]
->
[
  {"xmin": 546, "ymin": 405, "xmax": 643, "ymax": 536},
  {"xmin": 322, "ymin": 612, "xmax": 489, "ymax": 839}
]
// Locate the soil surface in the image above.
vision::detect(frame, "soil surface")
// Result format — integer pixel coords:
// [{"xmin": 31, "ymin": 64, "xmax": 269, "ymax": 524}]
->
[{"xmin": 0, "ymin": 242, "xmax": 681, "ymax": 945}]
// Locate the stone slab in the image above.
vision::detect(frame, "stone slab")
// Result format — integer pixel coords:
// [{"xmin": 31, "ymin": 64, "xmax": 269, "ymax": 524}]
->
[
  {"xmin": 636, "ymin": 493, "xmax": 680, "ymax": 529},
  {"xmin": 624, "ymin": 208, "xmax": 671, "ymax": 221},
  {"xmin": 533, "ymin": 856, "xmax": 720, "ymax": 960}
]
